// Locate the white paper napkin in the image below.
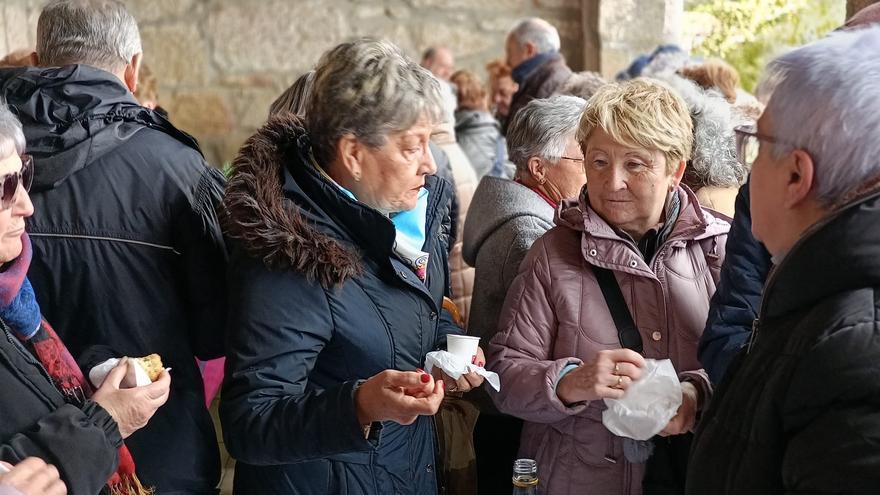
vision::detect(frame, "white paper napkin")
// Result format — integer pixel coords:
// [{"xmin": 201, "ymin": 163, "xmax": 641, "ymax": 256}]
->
[
  {"xmin": 425, "ymin": 350, "xmax": 501, "ymax": 392},
  {"xmin": 601, "ymin": 359, "xmax": 682, "ymax": 440},
  {"xmin": 89, "ymin": 358, "xmax": 152, "ymax": 389}
]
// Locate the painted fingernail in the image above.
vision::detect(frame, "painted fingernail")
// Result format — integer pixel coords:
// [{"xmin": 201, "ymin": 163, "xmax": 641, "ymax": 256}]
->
[
  {"xmin": 472, "ymin": 356, "xmax": 476, "ymax": 364},
  {"xmin": 420, "ymin": 373, "xmax": 431, "ymax": 383},
  {"xmin": 478, "ymin": 361, "xmax": 485, "ymax": 367}
]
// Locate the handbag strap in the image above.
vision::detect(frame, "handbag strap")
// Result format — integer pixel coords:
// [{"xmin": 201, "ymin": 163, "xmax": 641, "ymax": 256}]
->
[{"xmin": 593, "ymin": 265, "xmax": 643, "ymax": 353}]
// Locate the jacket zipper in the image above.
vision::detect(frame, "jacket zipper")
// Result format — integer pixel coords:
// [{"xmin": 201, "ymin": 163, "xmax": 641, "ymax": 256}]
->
[
  {"xmin": 746, "ymin": 318, "xmax": 760, "ymax": 354},
  {"xmin": 0, "ymin": 321, "xmax": 63, "ymax": 405}
]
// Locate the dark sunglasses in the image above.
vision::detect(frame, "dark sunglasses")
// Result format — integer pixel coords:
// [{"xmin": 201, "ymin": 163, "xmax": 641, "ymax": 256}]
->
[{"xmin": 0, "ymin": 154, "xmax": 34, "ymax": 209}]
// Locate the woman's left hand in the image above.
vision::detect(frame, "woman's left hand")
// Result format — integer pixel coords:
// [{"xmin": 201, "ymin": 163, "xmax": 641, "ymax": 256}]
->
[
  {"xmin": 433, "ymin": 347, "xmax": 486, "ymax": 393},
  {"xmin": 660, "ymin": 381, "xmax": 699, "ymax": 436}
]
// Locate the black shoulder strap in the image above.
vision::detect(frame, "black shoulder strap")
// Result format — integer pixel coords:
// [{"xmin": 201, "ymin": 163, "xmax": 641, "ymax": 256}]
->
[{"xmin": 593, "ymin": 266, "xmax": 643, "ymax": 353}]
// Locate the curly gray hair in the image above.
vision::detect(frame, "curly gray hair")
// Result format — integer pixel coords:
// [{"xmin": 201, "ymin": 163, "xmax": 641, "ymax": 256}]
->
[
  {"xmin": 306, "ymin": 39, "xmax": 444, "ymax": 166},
  {"xmin": 654, "ymin": 74, "xmax": 745, "ymax": 189}
]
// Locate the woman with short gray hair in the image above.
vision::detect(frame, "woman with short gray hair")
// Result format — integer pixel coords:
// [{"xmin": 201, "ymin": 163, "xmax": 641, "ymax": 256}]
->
[
  {"xmin": 221, "ymin": 39, "xmax": 484, "ymax": 495},
  {"xmin": 462, "ymin": 94, "xmax": 585, "ymax": 492}
]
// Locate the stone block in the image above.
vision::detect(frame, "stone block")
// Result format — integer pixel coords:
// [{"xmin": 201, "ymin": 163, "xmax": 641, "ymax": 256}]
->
[
  {"xmin": 140, "ymin": 23, "xmax": 210, "ymax": 86},
  {"xmin": 127, "ymin": 0, "xmax": 198, "ymax": 24},
  {"xmin": 0, "ymin": 3, "xmax": 36, "ymax": 56},
  {"xmin": 207, "ymin": 0, "xmax": 348, "ymax": 74},
  {"xmin": 164, "ymin": 90, "xmax": 234, "ymax": 138}
]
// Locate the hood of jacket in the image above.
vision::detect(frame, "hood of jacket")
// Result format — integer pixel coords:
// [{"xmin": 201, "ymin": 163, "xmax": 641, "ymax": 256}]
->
[
  {"xmin": 222, "ymin": 113, "xmax": 451, "ymax": 289},
  {"xmin": 462, "ymin": 176, "xmax": 555, "ymax": 265},
  {"xmin": 0, "ymin": 64, "xmax": 201, "ymax": 192},
  {"xmin": 555, "ymin": 184, "xmax": 729, "ymax": 256},
  {"xmin": 454, "ymin": 110, "xmax": 501, "ymax": 135}
]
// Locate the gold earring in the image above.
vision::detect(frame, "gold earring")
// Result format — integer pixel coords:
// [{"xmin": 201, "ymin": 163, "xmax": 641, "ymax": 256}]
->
[{"xmin": 539, "ymin": 177, "xmax": 546, "ymax": 185}]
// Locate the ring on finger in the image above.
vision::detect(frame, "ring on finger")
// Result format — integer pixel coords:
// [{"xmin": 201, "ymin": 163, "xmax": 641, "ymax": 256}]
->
[
  {"xmin": 614, "ymin": 362, "xmax": 620, "ymax": 375},
  {"xmin": 615, "ymin": 375, "xmax": 623, "ymax": 389}
]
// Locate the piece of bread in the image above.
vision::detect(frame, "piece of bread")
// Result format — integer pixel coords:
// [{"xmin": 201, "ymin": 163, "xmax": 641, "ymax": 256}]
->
[{"xmin": 134, "ymin": 354, "xmax": 164, "ymax": 382}]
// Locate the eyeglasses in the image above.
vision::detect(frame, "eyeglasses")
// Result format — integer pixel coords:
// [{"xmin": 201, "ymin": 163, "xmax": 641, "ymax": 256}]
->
[
  {"xmin": 734, "ymin": 125, "xmax": 792, "ymax": 168},
  {"xmin": 559, "ymin": 156, "xmax": 584, "ymax": 163},
  {"xmin": 0, "ymin": 154, "xmax": 34, "ymax": 209}
]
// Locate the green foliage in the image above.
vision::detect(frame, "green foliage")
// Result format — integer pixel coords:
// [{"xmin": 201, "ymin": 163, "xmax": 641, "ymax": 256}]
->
[{"xmin": 687, "ymin": 0, "xmax": 845, "ymax": 92}]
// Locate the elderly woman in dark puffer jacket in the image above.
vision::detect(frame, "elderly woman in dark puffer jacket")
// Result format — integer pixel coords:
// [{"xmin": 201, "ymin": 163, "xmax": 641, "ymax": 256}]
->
[{"xmin": 220, "ymin": 39, "xmax": 485, "ymax": 495}]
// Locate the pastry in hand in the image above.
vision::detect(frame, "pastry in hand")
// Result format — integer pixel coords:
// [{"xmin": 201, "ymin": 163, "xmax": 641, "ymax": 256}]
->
[{"xmin": 134, "ymin": 354, "xmax": 164, "ymax": 382}]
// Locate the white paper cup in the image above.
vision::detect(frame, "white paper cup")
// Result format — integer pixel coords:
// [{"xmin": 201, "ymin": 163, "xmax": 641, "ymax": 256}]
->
[{"xmin": 447, "ymin": 335, "xmax": 480, "ymax": 362}]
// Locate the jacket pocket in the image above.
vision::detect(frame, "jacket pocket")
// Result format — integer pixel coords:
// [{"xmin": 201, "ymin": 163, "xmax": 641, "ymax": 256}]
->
[{"xmin": 570, "ymin": 416, "xmax": 613, "ymax": 468}]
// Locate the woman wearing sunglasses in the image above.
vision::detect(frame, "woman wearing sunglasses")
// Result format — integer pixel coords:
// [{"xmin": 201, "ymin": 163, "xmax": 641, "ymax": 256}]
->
[{"xmin": 0, "ymin": 103, "xmax": 170, "ymax": 495}]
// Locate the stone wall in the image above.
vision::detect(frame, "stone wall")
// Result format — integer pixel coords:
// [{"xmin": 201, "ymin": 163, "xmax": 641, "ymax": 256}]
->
[{"xmin": 1, "ymin": 0, "xmax": 584, "ymax": 167}]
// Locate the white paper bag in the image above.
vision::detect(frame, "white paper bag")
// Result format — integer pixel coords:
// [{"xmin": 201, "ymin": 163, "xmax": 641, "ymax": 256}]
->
[
  {"xmin": 601, "ymin": 359, "xmax": 682, "ymax": 440},
  {"xmin": 424, "ymin": 350, "xmax": 501, "ymax": 392}
]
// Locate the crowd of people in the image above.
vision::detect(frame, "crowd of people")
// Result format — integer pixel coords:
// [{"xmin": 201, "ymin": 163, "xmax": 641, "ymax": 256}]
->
[{"xmin": 1, "ymin": 1, "xmax": 879, "ymax": 494}]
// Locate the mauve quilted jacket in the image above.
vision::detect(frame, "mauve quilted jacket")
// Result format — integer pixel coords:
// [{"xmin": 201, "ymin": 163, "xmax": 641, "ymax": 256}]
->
[{"xmin": 487, "ymin": 186, "xmax": 729, "ymax": 495}]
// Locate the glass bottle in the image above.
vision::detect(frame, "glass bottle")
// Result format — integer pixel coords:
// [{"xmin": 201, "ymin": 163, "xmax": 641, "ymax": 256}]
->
[{"xmin": 512, "ymin": 458, "xmax": 538, "ymax": 495}]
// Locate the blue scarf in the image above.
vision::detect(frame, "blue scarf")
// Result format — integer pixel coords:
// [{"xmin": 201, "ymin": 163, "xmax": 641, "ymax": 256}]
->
[
  {"xmin": 316, "ymin": 166, "xmax": 431, "ymax": 280},
  {"xmin": 512, "ymin": 51, "xmax": 557, "ymax": 84},
  {"xmin": 0, "ymin": 233, "xmax": 42, "ymax": 340}
]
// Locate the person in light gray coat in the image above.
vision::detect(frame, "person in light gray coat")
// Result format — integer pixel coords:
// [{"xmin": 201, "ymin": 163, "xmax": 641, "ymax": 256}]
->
[
  {"xmin": 451, "ymin": 69, "xmax": 506, "ymax": 178},
  {"xmin": 461, "ymin": 94, "xmax": 585, "ymax": 495}
]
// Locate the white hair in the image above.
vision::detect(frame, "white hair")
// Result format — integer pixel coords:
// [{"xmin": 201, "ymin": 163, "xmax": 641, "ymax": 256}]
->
[
  {"xmin": 763, "ymin": 26, "xmax": 880, "ymax": 207},
  {"xmin": 653, "ymin": 73, "xmax": 744, "ymax": 189},
  {"xmin": 509, "ymin": 18, "xmax": 561, "ymax": 54},
  {"xmin": 507, "ymin": 95, "xmax": 586, "ymax": 173},
  {"xmin": 0, "ymin": 103, "xmax": 26, "ymax": 160},
  {"xmin": 37, "ymin": 0, "xmax": 142, "ymax": 72}
]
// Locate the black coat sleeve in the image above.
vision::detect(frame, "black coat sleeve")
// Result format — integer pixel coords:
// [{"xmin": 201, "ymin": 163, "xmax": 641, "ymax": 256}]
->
[
  {"xmin": 698, "ymin": 180, "xmax": 772, "ymax": 384},
  {"xmin": 0, "ymin": 402, "xmax": 121, "ymax": 495},
  {"xmin": 219, "ymin": 254, "xmax": 377, "ymax": 465},
  {"xmin": 175, "ymin": 166, "xmax": 229, "ymax": 360}
]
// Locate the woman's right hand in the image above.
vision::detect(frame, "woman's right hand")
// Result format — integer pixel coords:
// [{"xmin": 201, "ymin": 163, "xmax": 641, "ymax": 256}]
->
[
  {"xmin": 91, "ymin": 357, "xmax": 171, "ymax": 438},
  {"xmin": 556, "ymin": 349, "xmax": 645, "ymax": 405},
  {"xmin": 0, "ymin": 458, "xmax": 67, "ymax": 495},
  {"xmin": 355, "ymin": 370, "xmax": 445, "ymax": 426}
]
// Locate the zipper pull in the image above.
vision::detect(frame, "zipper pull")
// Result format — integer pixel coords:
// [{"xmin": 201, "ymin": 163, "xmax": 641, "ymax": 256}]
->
[{"xmin": 746, "ymin": 318, "xmax": 760, "ymax": 354}]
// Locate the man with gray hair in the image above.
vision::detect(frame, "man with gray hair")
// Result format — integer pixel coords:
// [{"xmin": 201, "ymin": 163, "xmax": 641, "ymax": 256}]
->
[
  {"xmin": 688, "ymin": 26, "xmax": 880, "ymax": 493},
  {"xmin": 462, "ymin": 95, "xmax": 585, "ymax": 494},
  {"xmin": 0, "ymin": 1, "xmax": 226, "ymax": 493},
  {"xmin": 503, "ymin": 17, "xmax": 572, "ymax": 133}
]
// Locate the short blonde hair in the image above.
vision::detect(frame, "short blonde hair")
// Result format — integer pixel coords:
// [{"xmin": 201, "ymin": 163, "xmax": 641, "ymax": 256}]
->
[{"xmin": 577, "ymin": 78, "xmax": 693, "ymax": 174}]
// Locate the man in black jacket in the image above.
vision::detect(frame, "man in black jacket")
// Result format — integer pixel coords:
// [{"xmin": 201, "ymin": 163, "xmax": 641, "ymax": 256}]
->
[
  {"xmin": 0, "ymin": 1, "xmax": 227, "ymax": 493},
  {"xmin": 503, "ymin": 18, "xmax": 572, "ymax": 134},
  {"xmin": 687, "ymin": 26, "xmax": 880, "ymax": 494}
]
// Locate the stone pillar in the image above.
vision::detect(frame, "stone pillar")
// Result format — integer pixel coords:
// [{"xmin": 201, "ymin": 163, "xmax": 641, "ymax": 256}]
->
[
  {"xmin": 589, "ymin": 0, "xmax": 684, "ymax": 79},
  {"xmin": 848, "ymin": 0, "xmax": 880, "ymax": 18},
  {"xmin": 581, "ymin": 0, "xmax": 601, "ymax": 72}
]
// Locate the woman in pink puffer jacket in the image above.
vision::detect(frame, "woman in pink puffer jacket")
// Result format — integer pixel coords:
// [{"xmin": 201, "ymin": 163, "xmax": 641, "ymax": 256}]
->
[{"xmin": 487, "ymin": 79, "xmax": 730, "ymax": 495}]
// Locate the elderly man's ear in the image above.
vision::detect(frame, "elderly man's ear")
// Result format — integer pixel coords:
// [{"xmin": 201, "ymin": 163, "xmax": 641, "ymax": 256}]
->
[
  {"xmin": 123, "ymin": 52, "xmax": 142, "ymax": 94},
  {"xmin": 783, "ymin": 149, "xmax": 815, "ymax": 209}
]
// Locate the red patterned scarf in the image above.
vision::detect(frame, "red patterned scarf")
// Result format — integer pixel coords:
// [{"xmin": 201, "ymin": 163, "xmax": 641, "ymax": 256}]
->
[{"xmin": 1, "ymin": 233, "xmax": 152, "ymax": 495}]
